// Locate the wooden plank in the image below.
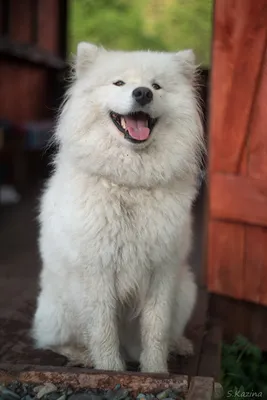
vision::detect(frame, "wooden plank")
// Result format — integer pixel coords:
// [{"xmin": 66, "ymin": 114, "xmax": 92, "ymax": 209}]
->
[
  {"xmin": 9, "ymin": 0, "xmax": 32, "ymax": 43},
  {"xmin": 209, "ymin": 0, "xmax": 244, "ymax": 173},
  {"xmin": 0, "ymin": 38, "xmax": 66, "ymax": 69},
  {"xmin": 218, "ymin": 0, "xmax": 267, "ymax": 173},
  {"xmin": 0, "ymin": 61, "xmax": 47, "ymax": 123},
  {"xmin": 243, "ymin": 226, "xmax": 267, "ymax": 305},
  {"xmin": 190, "ymin": 185, "xmax": 207, "ymax": 287},
  {"xmin": 207, "ymin": 221, "xmax": 244, "ymax": 298},
  {"xmin": 239, "ymin": 145, "xmax": 248, "ymax": 176},
  {"xmin": 199, "ymin": 184, "xmax": 209, "ymax": 288},
  {"xmin": 58, "ymin": 0, "xmax": 68, "ymax": 59},
  {"xmin": 210, "ymin": 173, "xmax": 267, "ymax": 227},
  {"xmin": 38, "ymin": 0, "xmax": 59, "ymax": 54},
  {"xmin": 186, "ymin": 376, "xmax": 214, "ymax": 400},
  {"xmin": 209, "ymin": 0, "xmax": 267, "ymax": 173},
  {"xmin": 236, "ymin": 39, "xmax": 267, "ymax": 177},
  {"xmin": 244, "ymin": 226, "xmax": 267, "ymax": 306},
  {"xmin": 197, "ymin": 319, "xmax": 222, "ymax": 381},
  {"xmin": 249, "ymin": 297, "xmax": 267, "ymax": 351},
  {"xmin": 248, "ymin": 47, "xmax": 267, "ymax": 180},
  {"xmin": 209, "ymin": 293, "xmax": 267, "ymax": 352},
  {"xmin": 0, "ymin": 365, "xmax": 188, "ymax": 397},
  {"xmin": 209, "ymin": 294, "xmax": 250, "ymax": 347}
]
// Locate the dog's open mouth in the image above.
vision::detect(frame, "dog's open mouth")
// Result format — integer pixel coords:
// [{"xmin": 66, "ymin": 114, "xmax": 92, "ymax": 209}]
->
[{"xmin": 110, "ymin": 111, "xmax": 158, "ymax": 143}]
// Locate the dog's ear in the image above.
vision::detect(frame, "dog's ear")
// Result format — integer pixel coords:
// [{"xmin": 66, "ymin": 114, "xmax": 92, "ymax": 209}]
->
[
  {"xmin": 76, "ymin": 42, "xmax": 100, "ymax": 78},
  {"xmin": 173, "ymin": 49, "xmax": 197, "ymax": 81}
]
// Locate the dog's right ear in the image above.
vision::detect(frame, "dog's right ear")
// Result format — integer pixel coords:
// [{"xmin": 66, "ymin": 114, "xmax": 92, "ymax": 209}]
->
[
  {"xmin": 76, "ymin": 42, "xmax": 99, "ymax": 78},
  {"xmin": 173, "ymin": 49, "xmax": 197, "ymax": 82}
]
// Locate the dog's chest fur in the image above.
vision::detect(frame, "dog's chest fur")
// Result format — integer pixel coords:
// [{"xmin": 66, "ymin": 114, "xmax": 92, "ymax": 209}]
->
[{"xmin": 41, "ymin": 171, "xmax": 193, "ymax": 302}]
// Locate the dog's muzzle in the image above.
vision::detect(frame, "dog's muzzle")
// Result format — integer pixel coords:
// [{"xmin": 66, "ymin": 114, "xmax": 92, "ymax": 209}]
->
[{"xmin": 110, "ymin": 111, "xmax": 158, "ymax": 143}]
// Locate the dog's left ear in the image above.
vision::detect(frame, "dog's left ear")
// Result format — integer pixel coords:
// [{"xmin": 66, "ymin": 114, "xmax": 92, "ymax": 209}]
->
[
  {"xmin": 76, "ymin": 42, "xmax": 102, "ymax": 78},
  {"xmin": 173, "ymin": 49, "xmax": 196, "ymax": 81}
]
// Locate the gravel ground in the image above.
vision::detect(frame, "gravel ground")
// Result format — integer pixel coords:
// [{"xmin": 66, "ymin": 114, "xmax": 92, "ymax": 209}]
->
[{"xmin": 0, "ymin": 382, "xmax": 185, "ymax": 400}]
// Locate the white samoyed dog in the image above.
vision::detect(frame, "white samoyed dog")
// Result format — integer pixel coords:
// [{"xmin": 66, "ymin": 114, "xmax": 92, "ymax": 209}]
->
[{"xmin": 32, "ymin": 42, "xmax": 204, "ymax": 373}]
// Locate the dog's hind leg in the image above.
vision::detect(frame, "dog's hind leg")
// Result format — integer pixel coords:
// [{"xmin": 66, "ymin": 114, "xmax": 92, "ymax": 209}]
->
[
  {"xmin": 169, "ymin": 265, "xmax": 197, "ymax": 356},
  {"xmin": 50, "ymin": 345, "xmax": 93, "ymax": 367},
  {"xmin": 32, "ymin": 291, "xmax": 92, "ymax": 367}
]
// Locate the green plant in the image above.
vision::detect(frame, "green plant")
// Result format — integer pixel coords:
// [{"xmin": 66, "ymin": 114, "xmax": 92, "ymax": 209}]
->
[
  {"xmin": 68, "ymin": 0, "xmax": 212, "ymax": 67},
  {"xmin": 221, "ymin": 335, "xmax": 267, "ymax": 399}
]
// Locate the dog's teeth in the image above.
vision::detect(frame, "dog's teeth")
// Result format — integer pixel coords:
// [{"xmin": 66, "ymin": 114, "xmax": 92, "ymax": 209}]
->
[{"xmin": 121, "ymin": 117, "xmax": 126, "ymax": 129}]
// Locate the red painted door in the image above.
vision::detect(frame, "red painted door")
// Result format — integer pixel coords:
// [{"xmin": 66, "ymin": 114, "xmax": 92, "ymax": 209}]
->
[{"xmin": 207, "ymin": 0, "xmax": 267, "ymax": 305}]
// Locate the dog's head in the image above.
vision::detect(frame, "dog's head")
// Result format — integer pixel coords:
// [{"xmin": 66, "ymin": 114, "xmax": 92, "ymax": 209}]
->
[{"xmin": 56, "ymin": 42, "xmax": 204, "ymax": 187}]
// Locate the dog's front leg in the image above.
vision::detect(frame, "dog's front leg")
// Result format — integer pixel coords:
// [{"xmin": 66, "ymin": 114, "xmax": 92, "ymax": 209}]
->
[
  {"xmin": 140, "ymin": 270, "xmax": 174, "ymax": 373},
  {"xmin": 85, "ymin": 272, "xmax": 125, "ymax": 371}
]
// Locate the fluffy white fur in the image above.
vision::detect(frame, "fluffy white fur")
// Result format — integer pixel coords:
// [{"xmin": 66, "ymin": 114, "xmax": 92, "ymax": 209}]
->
[{"xmin": 32, "ymin": 42, "xmax": 204, "ymax": 373}]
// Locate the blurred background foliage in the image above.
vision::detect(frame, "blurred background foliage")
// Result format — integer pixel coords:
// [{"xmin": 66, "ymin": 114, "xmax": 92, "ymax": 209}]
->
[{"xmin": 69, "ymin": 0, "xmax": 213, "ymax": 67}]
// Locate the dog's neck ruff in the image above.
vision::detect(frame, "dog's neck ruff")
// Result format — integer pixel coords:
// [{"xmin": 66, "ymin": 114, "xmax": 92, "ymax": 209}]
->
[{"xmin": 96, "ymin": 174, "xmax": 198, "ymax": 193}]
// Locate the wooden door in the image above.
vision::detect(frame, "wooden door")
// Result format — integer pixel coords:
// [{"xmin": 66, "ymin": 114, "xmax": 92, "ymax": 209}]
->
[{"xmin": 207, "ymin": 0, "xmax": 267, "ymax": 305}]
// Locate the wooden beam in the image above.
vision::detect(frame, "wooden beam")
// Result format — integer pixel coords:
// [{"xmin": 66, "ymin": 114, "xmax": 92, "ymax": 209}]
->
[
  {"xmin": 209, "ymin": 293, "xmax": 267, "ymax": 352},
  {"xmin": 58, "ymin": 0, "xmax": 68, "ymax": 59},
  {"xmin": 210, "ymin": 173, "xmax": 267, "ymax": 227},
  {"xmin": 186, "ymin": 376, "xmax": 214, "ymax": 400},
  {"xmin": 0, "ymin": 38, "xmax": 66, "ymax": 70},
  {"xmin": 198, "ymin": 320, "xmax": 222, "ymax": 381},
  {"xmin": 208, "ymin": 221, "xmax": 245, "ymax": 299}
]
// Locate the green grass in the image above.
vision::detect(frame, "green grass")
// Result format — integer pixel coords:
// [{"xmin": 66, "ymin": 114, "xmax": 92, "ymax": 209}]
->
[{"xmin": 221, "ymin": 335, "xmax": 267, "ymax": 398}]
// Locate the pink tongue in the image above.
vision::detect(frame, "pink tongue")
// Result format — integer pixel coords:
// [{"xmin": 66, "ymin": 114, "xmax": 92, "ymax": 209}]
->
[{"xmin": 124, "ymin": 116, "xmax": 150, "ymax": 141}]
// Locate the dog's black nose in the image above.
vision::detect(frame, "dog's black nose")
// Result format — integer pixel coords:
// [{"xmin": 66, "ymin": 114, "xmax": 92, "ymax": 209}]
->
[{"xmin": 132, "ymin": 87, "xmax": 153, "ymax": 106}]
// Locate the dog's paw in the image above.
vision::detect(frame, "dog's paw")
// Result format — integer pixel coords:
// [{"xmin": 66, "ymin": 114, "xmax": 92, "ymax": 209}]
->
[
  {"xmin": 52, "ymin": 345, "xmax": 93, "ymax": 368},
  {"xmin": 140, "ymin": 350, "xmax": 168, "ymax": 373},
  {"xmin": 95, "ymin": 357, "xmax": 126, "ymax": 371},
  {"xmin": 174, "ymin": 336, "xmax": 194, "ymax": 357}
]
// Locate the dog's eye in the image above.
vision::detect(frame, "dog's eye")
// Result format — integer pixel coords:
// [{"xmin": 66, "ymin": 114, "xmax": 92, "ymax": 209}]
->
[
  {"xmin": 152, "ymin": 83, "xmax": 161, "ymax": 90},
  {"xmin": 113, "ymin": 80, "xmax": 125, "ymax": 86}
]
